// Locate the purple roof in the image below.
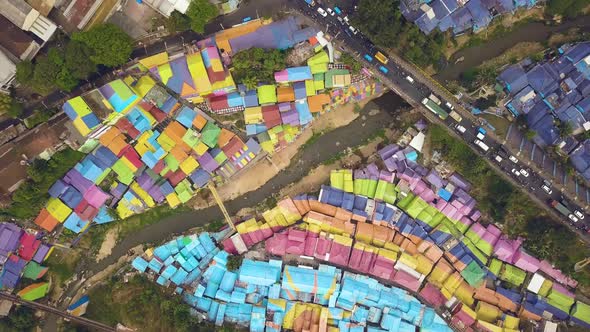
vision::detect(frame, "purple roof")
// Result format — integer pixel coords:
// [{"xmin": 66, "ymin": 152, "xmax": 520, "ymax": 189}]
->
[
  {"xmin": 48, "ymin": 180, "xmax": 68, "ymax": 198},
  {"xmin": 189, "ymin": 168, "xmax": 211, "ymax": 188},
  {"xmin": 147, "ymin": 186, "xmax": 166, "ymax": 203},
  {"xmin": 280, "ymin": 109, "xmax": 299, "ymax": 126},
  {"xmin": 84, "ymin": 186, "xmax": 110, "ymax": 209},
  {"xmin": 448, "ymin": 173, "xmax": 472, "ymax": 191},
  {"xmin": 0, "ymin": 223, "xmax": 22, "ymax": 253},
  {"xmin": 64, "ymin": 169, "xmax": 94, "ymax": 194},
  {"xmin": 32, "ymin": 244, "xmax": 51, "ymax": 263},
  {"xmin": 425, "ymin": 170, "xmax": 444, "ymax": 188},
  {"xmin": 378, "ymin": 144, "xmax": 401, "ymax": 161},
  {"xmin": 197, "ymin": 152, "xmax": 219, "ymax": 173}
]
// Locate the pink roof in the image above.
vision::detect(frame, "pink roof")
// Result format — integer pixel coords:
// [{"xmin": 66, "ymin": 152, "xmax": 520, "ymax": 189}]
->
[
  {"xmin": 459, "ymin": 217, "xmax": 473, "ymax": 227},
  {"xmin": 469, "ymin": 223, "xmax": 486, "ymax": 237},
  {"xmin": 304, "ymin": 236, "xmax": 317, "ymax": 256},
  {"xmin": 551, "ymin": 283, "xmax": 575, "ymax": 298},
  {"xmin": 84, "ymin": 186, "xmax": 110, "ymax": 209},
  {"xmin": 435, "ymin": 200, "xmax": 448, "ymax": 210},
  {"xmin": 371, "ymin": 255, "xmax": 395, "ymax": 280},
  {"xmin": 222, "ymin": 237, "xmax": 238, "ymax": 255},
  {"xmin": 453, "ymin": 307, "xmax": 476, "ymax": 327},
  {"xmin": 329, "ymin": 242, "xmax": 351, "ymax": 267},
  {"xmin": 420, "ymin": 189, "xmax": 436, "ymax": 202},
  {"xmin": 391, "ymin": 269, "xmax": 421, "ymax": 292},
  {"xmin": 469, "ymin": 210, "xmax": 481, "ymax": 222},
  {"xmin": 379, "ymin": 170, "xmax": 395, "ymax": 182},
  {"xmin": 487, "ymin": 224, "xmax": 501, "ymax": 236},
  {"xmin": 265, "ymin": 233, "xmax": 287, "ymax": 256},
  {"xmin": 288, "ymin": 229, "xmax": 307, "ymax": 242},
  {"xmin": 493, "ymin": 237, "xmax": 519, "ymax": 262},
  {"xmin": 314, "ymin": 237, "xmax": 332, "ymax": 259},
  {"xmin": 512, "ymin": 250, "xmax": 540, "ymax": 273},
  {"xmin": 481, "ymin": 231, "xmax": 499, "ymax": 246},
  {"xmin": 420, "ymin": 283, "xmax": 447, "ymax": 307},
  {"xmin": 286, "ymin": 239, "xmax": 305, "ymax": 255},
  {"xmin": 539, "ymin": 260, "xmax": 578, "ymax": 288}
]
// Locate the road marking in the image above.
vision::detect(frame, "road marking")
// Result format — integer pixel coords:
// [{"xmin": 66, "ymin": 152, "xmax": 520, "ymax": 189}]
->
[
  {"xmin": 519, "ymin": 136, "xmax": 525, "ymax": 152},
  {"xmin": 505, "ymin": 123, "xmax": 513, "ymax": 141},
  {"xmin": 553, "ymin": 161, "xmax": 557, "ymax": 177},
  {"xmin": 531, "ymin": 144, "xmax": 536, "ymax": 161}
]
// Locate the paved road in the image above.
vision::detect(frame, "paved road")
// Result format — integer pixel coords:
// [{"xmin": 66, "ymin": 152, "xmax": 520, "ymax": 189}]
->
[{"xmin": 291, "ymin": 0, "xmax": 590, "ymax": 238}]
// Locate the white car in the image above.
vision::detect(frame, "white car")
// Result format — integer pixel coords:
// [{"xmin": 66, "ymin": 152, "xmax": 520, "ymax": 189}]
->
[
  {"xmin": 326, "ymin": 8, "xmax": 335, "ymax": 16},
  {"xmin": 520, "ymin": 169, "xmax": 529, "ymax": 177},
  {"xmin": 511, "ymin": 168, "xmax": 521, "ymax": 176},
  {"xmin": 405, "ymin": 76, "xmax": 414, "ymax": 84},
  {"xmin": 574, "ymin": 210, "xmax": 585, "ymax": 219},
  {"xmin": 337, "ymin": 16, "xmax": 344, "ymax": 23},
  {"xmin": 568, "ymin": 214, "xmax": 579, "ymax": 223},
  {"xmin": 541, "ymin": 184, "xmax": 552, "ymax": 195},
  {"xmin": 509, "ymin": 155, "xmax": 518, "ymax": 163},
  {"xmin": 494, "ymin": 155, "xmax": 503, "ymax": 162},
  {"xmin": 343, "ymin": 15, "xmax": 350, "ymax": 23},
  {"xmin": 317, "ymin": 7, "xmax": 328, "ymax": 17},
  {"xmin": 455, "ymin": 124, "xmax": 466, "ymax": 134},
  {"xmin": 476, "ymin": 132, "xmax": 485, "ymax": 140},
  {"xmin": 445, "ymin": 101, "xmax": 455, "ymax": 110},
  {"xmin": 349, "ymin": 25, "xmax": 358, "ymax": 34}
]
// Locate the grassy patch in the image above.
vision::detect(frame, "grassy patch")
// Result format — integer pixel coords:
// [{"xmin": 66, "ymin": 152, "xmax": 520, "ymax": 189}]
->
[
  {"xmin": 44, "ymin": 249, "xmax": 80, "ymax": 286},
  {"xmin": 302, "ymin": 131, "xmax": 323, "ymax": 150},
  {"xmin": 86, "ymin": 274, "xmax": 208, "ymax": 332},
  {"xmin": 481, "ymin": 114, "xmax": 511, "ymax": 139},
  {"xmin": 205, "ymin": 220, "xmax": 225, "ymax": 232},
  {"xmin": 117, "ymin": 205, "xmax": 191, "ymax": 241}
]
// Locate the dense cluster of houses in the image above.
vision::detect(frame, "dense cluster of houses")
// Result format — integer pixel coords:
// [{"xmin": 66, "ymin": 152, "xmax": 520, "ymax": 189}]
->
[{"xmin": 497, "ymin": 42, "xmax": 590, "ymax": 180}]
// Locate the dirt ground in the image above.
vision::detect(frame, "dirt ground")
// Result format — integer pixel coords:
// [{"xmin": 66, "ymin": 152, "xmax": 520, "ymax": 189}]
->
[
  {"xmin": 95, "ymin": 228, "xmax": 119, "ymax": 262},
  {"xmin": 200, "ymin": 95, "xmax": 382, "ymax": 204}
]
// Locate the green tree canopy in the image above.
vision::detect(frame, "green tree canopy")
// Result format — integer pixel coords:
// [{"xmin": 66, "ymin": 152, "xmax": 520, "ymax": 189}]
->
[
  {"xmin": 185, "ymin": 0, "xmax": 219, "ymax": 33},
  {"xmin": 31, "ymin": 56, "xmax": 59, "ymax": 94},
  {"xmin": 72, "ymin": 24, "xmax": 132, "ymax": 67},
  {"xmin": 0, "ymin": 94, "xmax": 11, "ymax": 115},
  {"xmin": 65, "ymin": 40, "xmax": 97, "ymax": 79},
  {"xmin": 15, "ymin": 60, "xmax": 34, "ymax": 85},
  {"xmin": 232, "ymin": 48, "xmax": 287, "ymax": 86},
  {"xmin": 166, "ymin": 10, "xmax": 191, "ymax": 33},
  {"xmin": 546, "ymin": 0, "xmax": 590, "ymax": 18}
]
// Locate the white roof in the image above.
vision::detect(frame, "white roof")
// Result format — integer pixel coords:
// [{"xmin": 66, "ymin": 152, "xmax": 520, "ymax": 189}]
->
[
  {"xmin": 543, "ymin": 321, "xmax": 558, "ymax": 332},
  {"xmin": 0, "ymin": 50, "xmax": 17, "ymax": 87},
  {"xmin": 527, "ymin": 273, "xmax": 545, "ymax": 294},
  {"xmin": 409, "ymin": 132, "xmax": 425, "ymax": 152}
]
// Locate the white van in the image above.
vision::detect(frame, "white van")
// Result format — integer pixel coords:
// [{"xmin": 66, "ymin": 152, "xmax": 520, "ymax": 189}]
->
[
  {"xmin": 405, "ymin": 76, "xmax": 414, "ymax": 84},
  {"xmin": 474, "ymin": 139, "xmax": 489, "ymax": 152},
  {"xmin": 455, "ymin": 124, "xmax": 466, "ymax": 134}
]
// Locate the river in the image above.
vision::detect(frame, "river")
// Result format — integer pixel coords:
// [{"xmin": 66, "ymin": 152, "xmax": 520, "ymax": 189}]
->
[
  {"xmin": 90, "ymin": 91, "xmax": 407, "ymax": 273},
  {"xmin": 436, "ymin": 14, "xmax": 590, "ymax": 82}
]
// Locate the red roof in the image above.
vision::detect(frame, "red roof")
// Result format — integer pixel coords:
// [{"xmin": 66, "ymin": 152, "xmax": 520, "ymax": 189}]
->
[
  {"xmin": 166, "ymin": 169, "xmax": 186, "ymax": 187},
  {"xmin": 221, "ymin": 136, "xmax": 244, "ymax": 158},
  {"xmin": 123, "ymin": 148, "xmax": 144, "ymax": 169},
  {"xmin": 262, "ymin": 105, "xmax": 281, "ymax": 128},
  {"xmin": 18, "ymin": 233, "xmax": 40, "ymax": 261},
  {"xmin": 140, "ymin": 101, "xmax": 167, "ymax": 123},
  {"xmin": 152, "ymin": 159, "xmax": 166, "ymax": 173},
  {"xmin": 74, "ymin": 200, "xmax": 99, "ymax": 221},
  {"xmin": 208, "ymin": 95, "xmax": 229, "ymax": 111}
]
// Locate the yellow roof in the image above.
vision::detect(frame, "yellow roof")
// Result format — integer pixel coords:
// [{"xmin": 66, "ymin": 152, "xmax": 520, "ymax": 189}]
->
[
  {"xmin": 131, "ymin": 75, "xmax": 156, "ymax": 97},
  {"xmin": 139, "ymin": 52, "xmax": 169, "ymax": 69},
  {"xmin": 187, "ymin": 52, "xmax": 212, "ymax": 95},
  {"xmin": 157, "ymin": 63, "xmax": 173, "ymax": 85},
  {"xmin": 244, "ymin": 107, "xmax": 263, "ymax": 124}
]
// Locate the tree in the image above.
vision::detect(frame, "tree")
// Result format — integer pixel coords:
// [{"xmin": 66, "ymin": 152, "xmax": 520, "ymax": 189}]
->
[
  {"xmin": 0, "ymin": 306, "xmax": 36, "ymax": 331},
  {"xmin": 65, "ymin": 41, "xmax": 97, "ymax": 79},
  {"xmin": 7, "ymin": 100, "xmax": 23, "ymax": 118},
  {"xmin": 340, "ymin": 53, "xmax": 361, "ymax": 73},
  {"xmin": 525, "ymin": 129, "xmax": 537, "ymax": 140},
  {"xmin": 226, "ymin": 255, "xmax": 243, "ymax": 271},
  {"xmin": 232, "ymin": 48, "xmax": 287, "ymax": 86},
  {"xmin": 0, "ymin": 94, "xmax": 11, "ymax": 115},
  {"xmin": 546, "ymin": 0, "xmax": 590, "ymax": 18},
  {"xmin": 72, "ymin": 24, "xmax": 132, "ymax": 67},
  {"xmin": 15, "ymin": 60, "xmax": 34, "ymax": 85},
  {"xmin": 185, "ymin": 0, "xmax": 219, "ymax": 34},
  {"xmin": 557, "ymin": 120, "xmax": 573, "ymax": 138},
  {"xmin": 166, "ymin": 10, "xmax": 191, "ymax": 33},
  {"xmin": 31, "ymin": 56, "xmax": 59, "ymax": 95}
]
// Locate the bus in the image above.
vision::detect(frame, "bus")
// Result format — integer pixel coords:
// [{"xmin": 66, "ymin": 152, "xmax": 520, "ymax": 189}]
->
[
  {"xmin": 374, "ymin": 51, "xmax": 389, "ymax": 65},
  {"xmin": 421, "ymin": 98, "xmax": 448, "ymax": 120}
]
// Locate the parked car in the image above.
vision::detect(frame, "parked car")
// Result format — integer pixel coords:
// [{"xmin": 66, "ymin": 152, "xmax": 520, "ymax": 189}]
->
[
  {"xmin": 334, "ymin": 6, "xmax": 342, "ymax": 15},
  {"xmin": 541, "ymin": 184, "xmax": 552, "ymax": 195},
  {"xmin": 574, "ymin": 210, "xmax": 585, "ymax": 219},
  {"xmin": 445, "ymin": 101, "xmax": 455, "ymax": 110},
  {"xmin": 509, "ymin": 155, "xmax": 518, "ymax": 163},
  {"xmin": 568, "ymin": 214, "xmax": 579, "ymax": 223},
  {"xmin": 379, "ymin": 66, "xmax": 388, "ymax": 74},
  {"xmin": 455, "ymin": 124, "xmax": 466, "ymax": 134},
  {"xmin": 317, "ymin": 7, "xmax": 328, "ymax": 17},
  {"xmin": 349, "ymin": 25, "xmax": 358, "ymax": 34},
  {"xmin": 511, "ymin": 168, "xmax": 521, "ymax": 176},
  {"xmin": 520, "ymin": 169, "xmax": 529, "ymax": 177},
  {"xmin": 494, "ymin": 155, "xmax": 503, "ymax": 162},
  {"xmin": 405, "ymin": 76, "xmax": 414, "ymax": 83},
  {"xmin": 326, "ymin": 8, "xmax": 335, "ymax": 16},
  {"xmin": 337, "ymin": 16, "xmax": 344, "ymax": 24}
]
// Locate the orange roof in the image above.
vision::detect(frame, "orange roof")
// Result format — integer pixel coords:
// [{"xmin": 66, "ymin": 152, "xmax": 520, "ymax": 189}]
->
[
  {"xmin": 277, "ymin": 86, "xmax": 295, "ymax": 103},
  {"xmin": 107, "ymin": 135, "xmax": 128, "ymax": 156},
  {"xmin": 308, "ymin": 200, "xmax": 337, "ymax": 217},
  {"xmin": 164, "ymin": 121, "xmax": 191, "ymax": 151},
  {"xmin": 334, "ymin": 208, "xmax": 352, "ymax": 222},
  {"xmin": 309, "ymin": 36, "xmax": 318, "ymax": 45},
  {"xmin": 217, "ymin": 128, "xmax": 235, "ymax": 148},
  {"xmin": 193, "ymin": 114, "xmax": 208, "ymax": 131},
  {"xmin": 34, "ymin": 209, "xmax": 59, "ymax": 231},
  {"xmin": 170, "ymin": 145, "xmax": 189, "ymax": 163},
  {"xmin": 99, "ymin": 127, "xmax": 122, "ymax": 146},
  {"xmin": 307, "ymin": 94, "xmax": 331, "ymax": 113}
]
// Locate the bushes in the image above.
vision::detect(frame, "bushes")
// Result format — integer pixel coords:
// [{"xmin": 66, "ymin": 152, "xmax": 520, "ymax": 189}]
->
[{"xmin": 232, "ymin": 48, "xmax": 288, "ymax": 89}]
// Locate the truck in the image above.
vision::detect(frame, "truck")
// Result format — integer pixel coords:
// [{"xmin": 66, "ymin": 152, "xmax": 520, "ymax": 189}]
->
[
  {"xmin": 429, "ymin": 94, "xmax": 442, "ymax": 105},
  {"xmin": 449, "ymin": 111, "xmax": 462, "ymax": 122},
  {"xmin": 422, "ymin": 98, "xmax": 448, "ymax": 120},
  {"xmin": 474, "ymin": 139, "xmax": 489, "ymax": 152},
  {"xmin": 550, "ymin": 199, "xmax": 571, "ymax": 217},
  {"xmin": 375, "ymin": 51, "xmax": 389, "ymax": 65}
]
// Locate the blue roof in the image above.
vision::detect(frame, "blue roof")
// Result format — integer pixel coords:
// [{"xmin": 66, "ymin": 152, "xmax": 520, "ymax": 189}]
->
[
  {"xmin": 176, "ymin": 106, "xmax": 196, "ymax": 128},
  {"xmin": 132, "ymin": 257, "xmax": 149, "ymax": 272},
  {"xmin": 63, "ymin": 213, "xmax": 89, "ymax": 233},
  {"xmin": 238, "ymin": 259, "xmax": 281, "ymax": 286}
]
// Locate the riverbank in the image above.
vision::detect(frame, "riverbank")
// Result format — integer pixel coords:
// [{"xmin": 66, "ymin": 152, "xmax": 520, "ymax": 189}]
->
[{"xmin": 436, "ymin": 14, "xmax": 590, "ymax": 82}]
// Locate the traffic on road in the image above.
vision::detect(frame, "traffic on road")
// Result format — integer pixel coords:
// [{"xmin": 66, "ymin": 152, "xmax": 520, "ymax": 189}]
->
[{"xmin": 295, "ymin": 0, "xmax": 590, "ymax": 234}]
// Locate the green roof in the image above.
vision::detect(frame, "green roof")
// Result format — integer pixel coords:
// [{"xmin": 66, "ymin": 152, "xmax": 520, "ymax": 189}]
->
[
  {"xmin": 488, "ymin": 259, "xmax": 503, "ymax": 276},
  {"xmin": 164, "ymin": 154, "xmax": 180, "ymax": 171},
  {"xmin": 23, "ymin": 262, "xmax": 48, "ymax": 280},
  {"xmin": 18, "ymin": 283, "xmax": 49, "ymax": 301},
  {"xmin": 307, "ymin": 51, "xmax": 329, "ymax": 66},
  {"xmin": 572, "ymin": 301, "xmax": 590, "ymax": 323},
  {"xmin": 201, "ymin": 122, "xmax": 221, "ymax": 148},
  {"xmin": 257, "ymin": 85, "xmax": 278, "ymax": 104},
  {"xmin": 461, "ymin": 261, "xmax": 486, "ymax": 287},
  {"xmin": 182, "ymin": 128, "xmax": 200, "ymax": 147},
  {"xmin": 501, "ymin": 264, "xmax": 526, "ymax": 286},
  {"xmin": 324, "ymin": 69, "xmax": 351, "ymax": 89}
]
